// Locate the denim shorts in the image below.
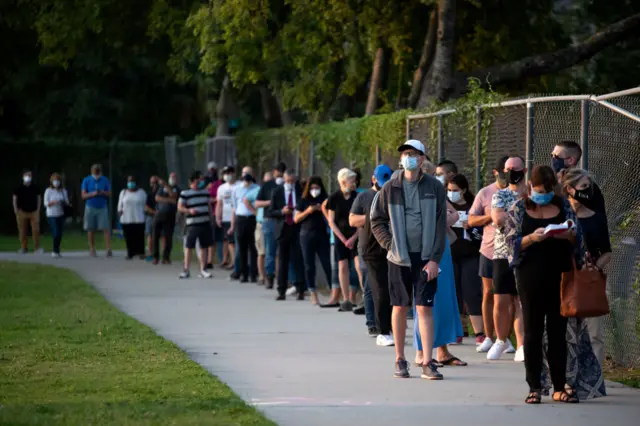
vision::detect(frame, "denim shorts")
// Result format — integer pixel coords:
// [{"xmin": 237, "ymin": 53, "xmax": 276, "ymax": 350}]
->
[
  {"xmin": 83, "ymin": 207, "xmax": 110, "ymax": 231},
  {"xmin": 145, "ymin": 216, "xmax": 154, "ymax": 235}
]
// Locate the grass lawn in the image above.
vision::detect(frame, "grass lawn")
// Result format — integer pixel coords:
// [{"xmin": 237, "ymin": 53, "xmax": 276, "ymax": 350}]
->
[{"xmin": 0, "ymin": 262, "xmax": 275, "ymax": 425}]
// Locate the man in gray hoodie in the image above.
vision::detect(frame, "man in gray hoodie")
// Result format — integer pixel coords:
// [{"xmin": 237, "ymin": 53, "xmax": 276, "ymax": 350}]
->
[{"xmin": 370, "ymin": 139, "xmax": 447, "ymax": 380}]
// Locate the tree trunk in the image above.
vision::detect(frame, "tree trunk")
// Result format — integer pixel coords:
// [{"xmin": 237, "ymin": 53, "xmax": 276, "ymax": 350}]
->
[
  {"xmin": 215, "ymin": 75, "xmax": 231, "ymax": 137},
  {"xmin": 417, "ymin": 0, "xmax": 456, "ymax": 108},
  {"xmin": 275, "ymin": 93, "xmax": 293, "ymax": 126},
  {"xmin": 408, "ymin": 9, "xmax": 437, "ymax": 109},
  {"xmin": 365, "ymin": 47, "xmax": 385, "ymax": 116},
  {"xmin": 260, "ymin": 86, "xmax": 284, "ymax": 128}
]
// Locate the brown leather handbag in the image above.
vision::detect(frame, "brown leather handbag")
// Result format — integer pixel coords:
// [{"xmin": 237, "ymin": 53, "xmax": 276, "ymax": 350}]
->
[{"xmin": 560, "ymin": 258, "xmax": 610, "ymax": 318}]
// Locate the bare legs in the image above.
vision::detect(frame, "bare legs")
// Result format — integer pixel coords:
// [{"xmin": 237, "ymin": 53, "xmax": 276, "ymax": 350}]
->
[
  {"xmin": 482, "ymin": 277, "xmax": 495, "ymax": 338},
  {"xmin": 338, "ymin": 259, "xmax": 351, "ymax": 303}
]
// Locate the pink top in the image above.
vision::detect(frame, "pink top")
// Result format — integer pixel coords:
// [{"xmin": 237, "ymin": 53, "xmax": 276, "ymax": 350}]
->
[
  {"xmin": 469, "ymin": 183, "xmax": 500, "ymax": 259},
  {"xmin": 209, "ymin": 180, "xmax": 222, "ymax": 209}
]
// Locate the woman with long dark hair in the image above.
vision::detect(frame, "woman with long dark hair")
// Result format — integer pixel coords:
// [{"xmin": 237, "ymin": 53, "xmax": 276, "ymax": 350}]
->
[
  {"xmin": 295, "ymin": 176, "xmax": 333, "ymax": 305},
  {"xmin": 505, "ymin": 165, "xmax": 583, "ymax": 404}
]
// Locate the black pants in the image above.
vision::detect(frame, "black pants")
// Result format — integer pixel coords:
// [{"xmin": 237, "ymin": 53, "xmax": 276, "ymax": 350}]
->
[
  {"xmin": 453, "ymin": 255, "xmax": 483, "ymax": 316},
  {"xmin": 277, "ymin": 223, "xmax": 305, "ymax": 296},
  {"xmin": 366, "ymin": 257, "xmax": 392, "ymax": 335},
  {"xmin": 299, "ymin": 230, "xmax": 332, "ymax": 291},
  {"xmin": 516, "ymin": 267, "xmax": 568, "ymax": 392},
  {"xmin": 237, "ymin": 215, "xmax": 258, "ymax": 280},
  {"xmin": 122, "ymin": 223, "xmax": 145, "ymax": 258},
  {"xmin": 152, "ymin": 214, "xmax": 176, "ymax": 261}
]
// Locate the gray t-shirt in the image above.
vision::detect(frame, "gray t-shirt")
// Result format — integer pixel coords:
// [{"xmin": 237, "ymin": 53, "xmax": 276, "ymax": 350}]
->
[
  {"xmin": 156, "ymin": 184, "xmax": 181, "ymax": 217},
  {"xmin": 403, "ymin": 178, "xmax": 422, "ymax": 253}
]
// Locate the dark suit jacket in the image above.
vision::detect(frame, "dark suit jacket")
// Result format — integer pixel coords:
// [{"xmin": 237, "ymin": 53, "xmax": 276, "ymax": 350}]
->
[{"xmin": 268, "ymin": 185, "xmax": 302, "ymax": 240}]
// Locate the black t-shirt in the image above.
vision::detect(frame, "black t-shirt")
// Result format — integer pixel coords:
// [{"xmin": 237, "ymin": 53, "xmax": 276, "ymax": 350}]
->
[
  {"xmin": 13, "ymin": 184, "xmax": 41, "ymax": 212},
  {"xmin": 258, "ymin": 181, "xmax": 279, "ymax": 218},
  {"xmin": 327, "ymin": 190, "xmax": 358, "ymax": 239},
  {"xmin": 296, "ymin": 195, "xmax": 327, "ymax": 235},
  {"xmin": 590, "ymin": 182, "xmax": 606, "ymax": 215},
  {"xmin": 578, "ymin": 212, "xmax": 612, "ymax": 261},
  {"xmin": 350, "ymin": 189, "xmax": 385, "ymax": 260},
  {"xmin": 156, "ymin": 184, "xmax": 181, "ymax": 218},
  {"xmin": 146, "ymin": 185, "xmax": 158, "ymax": 214},
  {"xmin": 450, "ymin": 200, "xmax": 483, "ymax": 260}
]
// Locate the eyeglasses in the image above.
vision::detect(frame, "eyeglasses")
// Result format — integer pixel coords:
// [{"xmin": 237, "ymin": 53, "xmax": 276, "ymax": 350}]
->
[{"xmin": 402, "ymin": 151, "xmax": 422, "ymax": 158}]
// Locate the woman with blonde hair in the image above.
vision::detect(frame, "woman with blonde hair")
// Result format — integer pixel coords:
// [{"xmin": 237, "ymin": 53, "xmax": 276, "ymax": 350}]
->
[{"xmin": 44, "ymin": 172, "xmax": 70, "ymax": 257}]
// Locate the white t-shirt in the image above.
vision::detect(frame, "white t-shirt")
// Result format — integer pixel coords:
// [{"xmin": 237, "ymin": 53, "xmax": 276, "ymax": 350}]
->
[
  {"xmin": 117, "ymin": 189, "xmax": 147, "ymax": 224},
  {"xmin": 217, "ymin": 182, "xmax": 237, "ymax": 223},
  {"xmin": 44, "ymin": 188, "xmax": 69, "ymax": 218}
]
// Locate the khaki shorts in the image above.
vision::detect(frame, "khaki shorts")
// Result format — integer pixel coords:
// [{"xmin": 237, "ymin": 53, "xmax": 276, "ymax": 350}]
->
[{"xmin": 255, "ymin": 222, "xmax": 265, "ymax": 256}]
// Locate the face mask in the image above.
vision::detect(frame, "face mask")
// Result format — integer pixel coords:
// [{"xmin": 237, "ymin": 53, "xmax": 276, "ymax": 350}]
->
[
  {"xmin": 448, "ymin": 191, "xmax": 462, "ymax": 203},
  {"xmin": 53, "ymin": 180, "xmax": 60, "ymax": 188},
  {"xmin": 23, "ymin": 175, "xmax": 32, "ymax": 184},
  {"xmin": 342, "ymin": 186, "xmax": 352, "ymax": 195},
  {"xmin": 127, "ymin": 182, "xmax": 136, "ymax": 190},
  {"xmin": 552, "ymin": 156, "xmax": 567, "ymax": 174},
  {"xmin": 198, "ymin": 180, "xmax": 206, "ymax": 189},
  {"xmin": 401, "ymin": 156, "xmax": 419, "ymax": 171},
  {"xmin": 436, "ymin": 175, "xmax": 446, "ymax": 186},
  {"xmin": 310, "ymin": 189, "xmax": 321, "ymax": 198},
  {"xmin": 284, "ymin": 183, "xmax": 293, "ymax": 192},
  {"xmin": 506, "ymin": 169, "xmax": 525, "ymax": 185},
  {"xmin": 223, "ymin": 174, "xmax": 233, "ymax": 183},
  {"xmin": 168, "ymin": 177, "xmax": 176, "ymax": 186},
  {"xmin": 275, "ymin": 177, "xmax": 284, "ymax": 185},
  {"xmin": 530, "ymin": 189, "xmax": 554, "ymax": 206}
]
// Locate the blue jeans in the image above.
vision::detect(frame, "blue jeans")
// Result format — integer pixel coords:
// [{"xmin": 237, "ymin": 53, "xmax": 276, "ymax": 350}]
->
[
  {"xmin": 47, "ymin": 216, "xmax": 65, "ymax": 254},
  {"xmin": 360, "ymin": 257, "xmax": 376, "ymax": 328},
  {"xmin": 300, "ymin": 231, "xmax": 332, "ymax": 291},
  {"xmin": 262, "ymin": 219, "xmax": 277, "ymax": 277}
]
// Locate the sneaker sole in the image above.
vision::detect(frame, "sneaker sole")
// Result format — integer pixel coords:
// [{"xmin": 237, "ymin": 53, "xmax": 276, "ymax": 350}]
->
[
  {"xmin": 393, "ymin": 374, "xmax": 410, "ymax": 378},
  {"xmin": 420, "ymin": 374, "xmax": 443, "ymax": 380}
]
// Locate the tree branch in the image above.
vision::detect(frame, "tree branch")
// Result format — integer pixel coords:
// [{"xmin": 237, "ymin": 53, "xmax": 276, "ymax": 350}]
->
[
  {"xmin": 408, "ymin": 9, "xmax": 437, "ymax": 109},
  {"xmin": 468, "ymin": 12, "xmax": 640, "ymax": 87}
]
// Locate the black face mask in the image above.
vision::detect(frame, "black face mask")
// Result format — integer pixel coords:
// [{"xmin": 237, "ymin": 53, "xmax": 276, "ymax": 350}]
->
[
  {"xmin": 571, "ymin": 185, "xmax": 596, "ymax": 209},
  {"xmin": 506, "ymin": 169, "xmax": 525, "ymax": 185}
]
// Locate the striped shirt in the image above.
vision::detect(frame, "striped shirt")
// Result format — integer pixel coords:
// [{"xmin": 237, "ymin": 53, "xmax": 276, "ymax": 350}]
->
[{"xmin": 179, "ymin": 188, "xmax": 211, "ymax": 226}]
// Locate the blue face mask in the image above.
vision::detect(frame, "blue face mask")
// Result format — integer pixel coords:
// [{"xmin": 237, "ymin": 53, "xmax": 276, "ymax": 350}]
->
[
  {"xmin": 127, "ymin": 182, "xmax": 136, "ymax": 190},
  {"xmin": 198, "ymin": 180, "xmax": 206, "ymax": 189},
  {"xmin": 530, "ymin": 189, "xmax": 554, "ymax": 206},
  {"xmin": 401, "ymin": 156, "xmax": 419, "ymax": 171}
]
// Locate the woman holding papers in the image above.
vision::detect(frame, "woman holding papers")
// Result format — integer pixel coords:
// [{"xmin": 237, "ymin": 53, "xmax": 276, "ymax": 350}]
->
[{"xmin": 505, "ymin": 165, "xmax": 584, "ymax": 404}]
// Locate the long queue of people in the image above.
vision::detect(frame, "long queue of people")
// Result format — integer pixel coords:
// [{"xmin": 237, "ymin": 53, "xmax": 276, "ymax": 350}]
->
[{"xmin": 12, "ymin": 139, "xmax": 611, "ymax": 404}]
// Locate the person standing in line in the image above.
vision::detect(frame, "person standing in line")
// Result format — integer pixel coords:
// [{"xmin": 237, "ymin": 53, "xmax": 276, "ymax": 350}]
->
[
  {"xmin": 295, "ymin": 176, "xmax": 333, "ymax": 305},
  {"xmin": 447, "ymin": 174, "xmax": 485, "ymax": 342},
  {"xmin": 153, "ymin": 172, "xmax": 180, "ymax": 264},
  {"xmin": 505, "ymin": 165, "xmax": 582, "ymax": 404},
  {"xmin": 350, "ymin": 164, "xmax": 395, "ymax": 345},
  {"xmin": 206, "ymin": 163, "xmax": 223, "ymax": 269},
  {"xmin": 13, "ymin": 170, "xmax": 43, "ymax": 254},
  {"xmin": 323, "ymin": 168, "xmax": 359, "ymax": 312},
  {"xmin": 144, "ymin": 176, "xmax": 159, "ymax": 260},
  {"xmin": 232, "ymin": 172, "xmax": 260, "ymax": 283},
  {"xmin": 256, "ymin": 163, "xmax": 287, "ymax": 289},
  {"xmin": 81, "ymin": 164, "xmax": 112, "ymax": 257},
  {"xmin": 468, "ymin": 156, "xmax": 508, "ymax": 351},
  {"xmin": 435, "ymin": 160, "xmax": 458, "ymax": 186},
  {"xmin": 245, "ymin": 172, "xmax": 271, "ymax": 285},
  {"xmin": 117, "ymin": 176, "xmax": 148, "ymax": 260},
  {"xmin": 371, "ymin": 139, "xmax": 447, "ymax": 380},
  {"xmin": 269, "ymin": 169, "xmax": 306, "ymax": 301},
  {"xmin": 178, "ymin": 171, "xmax": 213, "ymax": 279},
  {"xmin": 44, "ymin": 172, "xmax": 69, "ymax": 257},
  {"xmin": 230, "ymin": 166, "xmax": 255, "ymax": 280},
  {"xmin": 489, "ymin": 156, "xmax": 526, "ymax": 362},
  {"xmin": 552, "ymin": 141, "xmax": 606, "ymax": 214},
  {"xmin": 216, "ymin": 166, "xmax": 237, "ymax": 270}
]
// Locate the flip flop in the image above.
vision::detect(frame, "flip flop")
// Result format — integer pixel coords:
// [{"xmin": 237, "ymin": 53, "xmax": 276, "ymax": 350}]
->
[
  {"xmin": 437, "ymin": 356, "xmax": 468, "ymax": 366},
  {"xmin": 320, "ymin": 303, "xmax": 340, "ymax": 308}
]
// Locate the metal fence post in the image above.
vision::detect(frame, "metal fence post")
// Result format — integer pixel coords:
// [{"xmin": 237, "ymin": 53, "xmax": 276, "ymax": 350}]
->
[
  {"xmin": 295, "ymin": 143, "xmax": 301, "ymax": 175},
  {"xmin": 309, "ymin": 140, "xmax": 315, "ymax": 176},
  {"xmin": 580, "ymin": 100, "xmax": 590, "ymax": 170},
  {"xmin": 475, "ymin": 107, "xmax": 483, "ymax": 193},
  {"xmin": 437, "ymin": 116, "xmax": 445, "ymax": 161},
  {"xmin": 525, "ymin": 103, "xmax": 535, "ymax": 180},
  {"xmin": 108, "ymin": 140, "xmax": 114, "ymax": 232},
  {"xmin": 405, "ymin": 118, "xmax": 411, "ymax": 140},
  {"xmin": 375, "ymin": 145, "xmax": 382, "ymax": 166}
]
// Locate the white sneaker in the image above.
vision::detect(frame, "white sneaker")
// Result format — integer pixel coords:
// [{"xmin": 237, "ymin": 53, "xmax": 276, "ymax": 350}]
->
[
  {"xmin": 51, "ymin": 252, "xmax": 61, "ymax": 258},
  {"xmin": 505, "ymin": 340, "xmax": 516, "ymax": 353},
  {"xmin": 35, "ymin": 248, "xmax": 45, "ymax": 254},
  {"xmin": 514, "ymin": 346, "xmax": 525, "ymax": 362},
  {"xmin": 476, "ymin": 337, "xmax": 494, "ymax": 353},
  {"xmin": 487, "ymin": 339, "xmax": 509, "ymax": 360},
  {"xmin": 376, "ymin": 334, "xmax": 395, "ymax": 347},
  {"xmin": 198, "ymin": 269, "xmax": 213, "ymax": 279},
  {"xmin": 286, "ymin": 286, "xmax": 297, "ymax": 296}
]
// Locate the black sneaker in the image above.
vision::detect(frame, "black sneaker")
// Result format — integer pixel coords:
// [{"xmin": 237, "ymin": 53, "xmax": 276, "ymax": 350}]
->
[
  {"xmin": 338, "ymin": 301, "xmax": 353, "ymax": 312},
  {"xmin": 266, "ymin": 276, "xmax": 274, "ymax": 289},
  {"xmin": 179, "ymin": 270, "xmax": 190, "ymax": 279},
  {"xmin": 367, "ymin": 327, "xmax": 379, "ymax": 337},
  {"xmin": 421, "ymin": 360, "xmax": 444, "ymax": 380},
  {"xmin": 394, "ymin": 359, "xmax": 410, "ymax": 378},
  {"xmin": 353, "ymin": 305, "xmax": 365, "ymax": 315},
  {"xmin": 206, "ymin": 263, "xmax": 213, "ymax": 270},
  {"xmin": 230, "ymin": 272, "xmax": 240, "ymax": 281}
]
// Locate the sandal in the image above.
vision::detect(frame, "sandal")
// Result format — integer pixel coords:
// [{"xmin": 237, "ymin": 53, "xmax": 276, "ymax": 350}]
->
[
  {"xmin": 553, "ymin": 390, "xmax": 579, "ymax": 403},
  {"xmin": 525, "ymin": 390, "xmax": 541, "ymax": 404},
  {"xmin": 438, "ymin": 356, "xmax": 468, "ymax": 366},
  {"xmin": 415, "ymin": 360, "xmax": 443, "ymax": 368}
]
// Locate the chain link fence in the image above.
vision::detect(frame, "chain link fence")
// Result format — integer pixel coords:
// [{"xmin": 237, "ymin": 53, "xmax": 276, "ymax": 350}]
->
[{"xmin": 407, "ymin": 88, "xmax": 640, "ymax": 368}]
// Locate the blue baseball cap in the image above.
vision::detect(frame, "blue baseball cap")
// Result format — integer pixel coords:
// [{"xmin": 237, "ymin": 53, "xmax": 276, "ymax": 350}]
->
[{"xmin": 373, "ymin": 164, "xmax": 393, "ymax": 186}]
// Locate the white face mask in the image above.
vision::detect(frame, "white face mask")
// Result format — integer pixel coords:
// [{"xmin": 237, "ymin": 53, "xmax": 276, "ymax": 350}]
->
[
  {"xmin": 284, "ymin": 183, "xmax": 294, "ymax": 192},
  {"xmin": 275, "ymin": 177, "xmax": 284, "ymax": 185},
  {"xmin": 436, "ymin": 175, "xmax": 446, "ymax": 186},
  {"xmin": 448, "ymin": 190, "xmax": 462, "ymax": 203},
  {"xmin": 168, "ymin": 177, "xmax": 176, "ymax": 186},
  {"xmin": 310, "ymin": 189, "xmax": 321, "ymax": 198},
  {"xmin": 23, "ymin": 175, "xmax": 32, "ymax": 184},
  {"xmin": 224, "ymin": 174, "xmax": 233, "ymax": 183},
  {"xmin": 53, "ymin": 180, "xmax": 61, "ymax": 188}
]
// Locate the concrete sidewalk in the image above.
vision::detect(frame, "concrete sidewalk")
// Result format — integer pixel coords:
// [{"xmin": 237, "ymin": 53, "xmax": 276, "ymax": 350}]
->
[{"xmin": 2, "ymin": 252, "xmax": 639, "ymax": 426}]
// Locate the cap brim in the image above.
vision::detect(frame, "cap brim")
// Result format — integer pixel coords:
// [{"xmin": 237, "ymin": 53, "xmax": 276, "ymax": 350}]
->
[{"xmin": 397, "ymin": 144, "xmax": 424, "ymax": 155}]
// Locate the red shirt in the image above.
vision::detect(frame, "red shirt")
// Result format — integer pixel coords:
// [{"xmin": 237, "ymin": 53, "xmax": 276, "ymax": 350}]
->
[{"xmin": 208, "ymin": 180, "xmax": 223, "ymax": 210}]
